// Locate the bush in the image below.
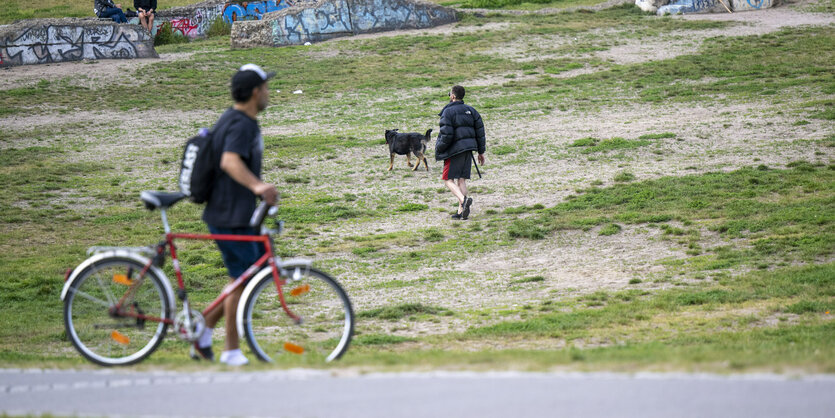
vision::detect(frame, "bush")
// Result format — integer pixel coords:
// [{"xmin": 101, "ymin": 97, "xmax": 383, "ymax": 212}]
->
[
  {"xmin": 154, "ymin": 22, "xmax": 189, "ymax": 46},
  {"xmin": 206, "ymin": 16, "xmax": 231, "ymax": 38}
]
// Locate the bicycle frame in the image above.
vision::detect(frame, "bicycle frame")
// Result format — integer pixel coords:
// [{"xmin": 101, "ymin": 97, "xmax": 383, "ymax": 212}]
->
[{"xmin": 112, "ymin": 230, "xmax": 300, "ymax": 328}]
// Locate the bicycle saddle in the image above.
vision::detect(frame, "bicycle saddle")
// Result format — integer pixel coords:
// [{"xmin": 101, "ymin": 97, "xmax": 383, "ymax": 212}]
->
[{"xmin": 141, "ymin": 191, "xmax": 187, "ymax": 210}]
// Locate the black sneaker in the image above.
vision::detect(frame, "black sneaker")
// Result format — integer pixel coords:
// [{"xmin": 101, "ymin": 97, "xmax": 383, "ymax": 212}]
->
[
  {"xmin": 451, "ymin": 213, "xmax": 462, "ymax": 220},
  {"xmin": 190, "ymin": 342, "xmax": 214, "ymax": 361},
  {"xmin": 462, "ymin": 197, "xmax": 473, "ymax": 220}
]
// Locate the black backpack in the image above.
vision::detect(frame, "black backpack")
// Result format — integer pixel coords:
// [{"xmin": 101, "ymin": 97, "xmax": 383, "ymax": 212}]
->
[{"xmin": 178, "ymin": 128, "xmax": 218, "ymax": 203}]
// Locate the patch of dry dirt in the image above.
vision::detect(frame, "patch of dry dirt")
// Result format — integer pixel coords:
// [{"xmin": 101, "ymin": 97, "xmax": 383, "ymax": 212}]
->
[{"xmin": 0, "ymin": 52, "xmax": 195, "ymax": 90}]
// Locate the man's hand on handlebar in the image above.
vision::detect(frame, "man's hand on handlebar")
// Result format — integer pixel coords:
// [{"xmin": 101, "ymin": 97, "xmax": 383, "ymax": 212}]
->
[{"xmin": 253, "ymin": 182, "xmax": 278, "ymax": 206}]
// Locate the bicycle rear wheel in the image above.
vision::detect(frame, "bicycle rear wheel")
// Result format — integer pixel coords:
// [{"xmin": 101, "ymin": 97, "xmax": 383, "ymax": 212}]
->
[
  {"xmin": 242, "ymin": 267, "xmax": 353, "ymax": 363},
  {"xmin": 64, "ymin": 257, "xmax": 170, "ymax": 366}
]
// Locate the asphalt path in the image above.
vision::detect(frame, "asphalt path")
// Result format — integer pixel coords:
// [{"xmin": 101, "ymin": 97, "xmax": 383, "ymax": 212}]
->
[{"xmin": 2, "ymin": 368, "xmax": 834, "ymax": 417}]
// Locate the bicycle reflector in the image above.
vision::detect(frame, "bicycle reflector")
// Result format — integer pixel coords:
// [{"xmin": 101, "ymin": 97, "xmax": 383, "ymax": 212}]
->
[
  {"xmin": 111, "ymin": 330, "xmax": 130, "ymax": 345},
  {"xmin": 284, "ymin": 342, "xmax": 304, "ymax": 355},
  {"xmin": 289, "ymin": 284, "xmax": 310, "ymax": 297},
  {"xmin": 112, "ymin": 274, "xmax": 133, "ymax": 286}
]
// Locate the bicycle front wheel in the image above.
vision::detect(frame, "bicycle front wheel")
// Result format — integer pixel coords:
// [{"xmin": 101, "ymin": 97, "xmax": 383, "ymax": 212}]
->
[
  {"xmin": 243, "ymin": 267, "xmax": 353, "ymax": 363},
  {"xmin": 64, "ymin": 256, "xmax": 170, "ymax": 366}
]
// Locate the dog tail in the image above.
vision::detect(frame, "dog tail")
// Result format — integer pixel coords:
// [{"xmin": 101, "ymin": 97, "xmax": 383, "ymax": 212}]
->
[{"xmin": 423, "ymin": 129, "xmax": 433, "ymax": 143}]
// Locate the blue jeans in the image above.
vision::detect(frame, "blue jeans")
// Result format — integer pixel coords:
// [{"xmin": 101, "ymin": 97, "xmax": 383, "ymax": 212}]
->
[
  {"xmin": 99, "ymin": 7, "xmax": 127, "ymax": 23},
  {"xmin": 208, "ymin": 226, "xmax": 266, "ymax": 278}
]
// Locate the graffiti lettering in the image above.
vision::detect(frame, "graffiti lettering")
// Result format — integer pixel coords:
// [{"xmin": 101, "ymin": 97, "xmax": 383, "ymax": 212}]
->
[
  {"xmin": 256, "ymin": 0, "xmax": 455, "ymax": 47},
  {"xmin": 170, "ymin": 18, "xmax": 199, "ymax": 36},
  {"xmin": 223, "ymin": 0, "xmax": 292, "ymax": 24},
  {"xmin": 0, "ymin": 24, "xmax": 156, "ymax": 67}
]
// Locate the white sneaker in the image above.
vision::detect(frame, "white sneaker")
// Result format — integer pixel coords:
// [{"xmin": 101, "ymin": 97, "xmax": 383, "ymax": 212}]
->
[{"xmin": 219, "ymin": 349, "xmax": 249, "ymax": 366}]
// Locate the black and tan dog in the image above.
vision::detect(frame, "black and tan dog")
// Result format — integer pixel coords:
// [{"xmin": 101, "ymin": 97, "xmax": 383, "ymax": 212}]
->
[{"xmin": 385, "ymin": 128, "xmax": 432, "ymax": 171}]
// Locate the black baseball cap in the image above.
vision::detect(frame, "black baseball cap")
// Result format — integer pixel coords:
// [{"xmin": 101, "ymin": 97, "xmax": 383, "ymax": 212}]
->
[{"xmin": 231, "ymin": 63, "xmax": 276, "ymax": 101}]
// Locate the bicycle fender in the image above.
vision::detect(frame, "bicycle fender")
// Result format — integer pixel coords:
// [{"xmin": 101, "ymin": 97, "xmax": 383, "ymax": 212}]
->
[
  {"xmin": 60, "ymin": 251, "xmax": 176, "ymax": 311},
  {"xmin": 277, "ymin": 257, "xmax": 313, "ymax": 269},
  {"xmin": 235, "ymin": 258, "xmax": 314, "ymax": 338},
  {"xmin": 236, "ymin": 266, "xmax": 275, "ymax": 339}
]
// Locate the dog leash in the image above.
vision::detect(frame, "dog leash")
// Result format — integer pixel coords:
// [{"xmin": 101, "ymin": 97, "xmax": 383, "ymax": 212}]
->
[{"xmin": 471, "ymin": 152, "xmax": 482, "ymax": 179}]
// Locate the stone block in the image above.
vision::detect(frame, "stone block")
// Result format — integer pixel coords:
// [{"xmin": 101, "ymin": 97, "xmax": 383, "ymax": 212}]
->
[
  {"xmin": 231, "ymin": 0, "xmax": 456, "ymax": 48},
  {"xmin": 729, "ymin": 0, "xmax": 775, "ymax": 11},
  {"xmin": 0, "ymin": 18, "xmax": 157, "ymax": 67},
  {"xmin": 658, "ymin": 0, "xmax": 727, "ymax": 14}
]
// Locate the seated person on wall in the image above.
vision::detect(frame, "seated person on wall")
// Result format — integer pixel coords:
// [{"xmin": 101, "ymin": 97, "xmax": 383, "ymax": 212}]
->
[
  {"xmin": 94, "ymin": 0, "xmax": 128, "ymax": 23},
  {"xmin": 135, "ymin": 0, "xmax": 156, "ymax": 33}
]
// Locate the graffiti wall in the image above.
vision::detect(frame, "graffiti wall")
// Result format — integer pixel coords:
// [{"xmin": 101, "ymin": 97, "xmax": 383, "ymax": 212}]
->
[
  {"xmin": 0, "ymin": 20, "xmax": 157, "ymax": 67},
  {"xmin": 653, "ymin": 0, "xmax": 774, "ymax": 14},
  {"xmin": 232, "ymin": 0, "xmax": 457, "ymax": 48},
  {"xmin": 223, "ymin": 0, "xmax": 294, "ymax": 23},
  {"xmin": 657, "ymin": 0, "xmax": 725, "ymax": 14},
  {"xmin": 129, "ymin": 0, "xmax": 296, "ymax": 39},
  {"xmin": 730, "ymin": 0, "xmax": 774, "ymax": 11}
]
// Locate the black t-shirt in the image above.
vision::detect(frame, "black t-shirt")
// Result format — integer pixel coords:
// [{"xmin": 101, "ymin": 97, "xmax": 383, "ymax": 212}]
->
[{"xmin": 202, "ymin": 108, "xmax": 263, "ymax": 228}]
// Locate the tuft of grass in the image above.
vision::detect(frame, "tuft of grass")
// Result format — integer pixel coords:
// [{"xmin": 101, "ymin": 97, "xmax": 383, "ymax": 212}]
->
[
  {"xmin": 397, "ymin": 203, "xmax": 429, "ymax": 212},
  {"xmin": 492, "ymin": 145, "xmax": 517, "ymax": 155},
  {"xmin": 358, "ymin": 303, "xmax": 453, "ymax": 320},
  {"xmin": 283, "ymin": 175, "xmax": 310, "ymax": 184},
  {"xmin": 613, "ymin": 172, "xmax": 635, "ymax": 182},
  {"xmin": 638, "ymin": 132, "xmax": 676, "ymax": 140},
  {"xmin": 511, "ymin": 275, "xmax": 546, "ymax": 284},
  {"xmin": 423, "ymin": 229, "xmax": 445, "ymax": 242},
  {"xmin": 581, "ymin": 137, "xmax": 651, "ymax": 154},
  {"xmin": 353, "ymin": 334, "xmax": 416, "ymax": 346},
  {"xmin": 570, "ymin": 137, "xmax": 598, "ymax": 147},
  {"xmin": 598, "ymin": 223, "xmax": 622, "ymax": 236}
]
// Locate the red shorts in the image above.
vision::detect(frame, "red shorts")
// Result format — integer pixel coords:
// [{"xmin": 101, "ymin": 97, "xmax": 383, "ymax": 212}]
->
[{"xmin": 441, "ymin": 159, "xmax": 451, "ymax": 180}]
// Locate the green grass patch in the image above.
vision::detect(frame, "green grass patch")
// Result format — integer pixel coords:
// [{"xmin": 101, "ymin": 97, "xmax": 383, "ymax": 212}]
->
[
  {"xmin": 511, "ymin": 275, "xmax": 546, "ymax": 284},
  {"xmin": 598, "ymin": 223, "xmax": 622, "ymax": 235},
  {"xmin": 352, "ymin": 334, "xmax": 416, "ymax": 346},
  {"xmin": 580, "ymin": 137, "xmax": 652, "ymax": 154},
  {"xmin": 397, "ymin": 203, "xmax": 429, "ymax": 212},
  {"xmin": 505, "ymin": 165, "xmax": 833, "ymax": 270},
  {"xmin": 358, "ymin": 303, "xmax": 453, "ymax": 320}
]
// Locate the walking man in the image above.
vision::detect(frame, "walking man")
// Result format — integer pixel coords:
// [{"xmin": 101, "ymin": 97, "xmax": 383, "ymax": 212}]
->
[
  {"xmin": 435, "ymin": 85, "xmax": 486, "ymax": 220},
  {"xmin": 191, "ymin": 64, "xmax": 278, "ymax": 366}
]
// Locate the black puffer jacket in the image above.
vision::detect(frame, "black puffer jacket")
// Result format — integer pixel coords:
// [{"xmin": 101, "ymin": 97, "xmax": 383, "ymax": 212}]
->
[{"xmin": 435, "ymin": 100, "xmax": 486, "ymax": 161}]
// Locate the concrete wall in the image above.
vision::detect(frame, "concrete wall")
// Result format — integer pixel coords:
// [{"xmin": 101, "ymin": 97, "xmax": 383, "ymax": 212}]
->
[
  {"xmin": 729, "ymin": 0, "xmax": 775, "ymax": 11},
  {"xmin": 0, "ymin": 19, "xmax": 157, "ymax": 67},
  {"xmin": 231, "ymin": 0, "xmax": 457, "ymax": 48},
  {"xmin": 657, "ymin": 0, "xmax": 726, "ymax": 15},
  {"xmin": 654, "ymin": 0, "xmax": 775, "ymax": 13},
  {"xmin": 136, "ymin": 0, "xmax": 312, "ymax": 39}
]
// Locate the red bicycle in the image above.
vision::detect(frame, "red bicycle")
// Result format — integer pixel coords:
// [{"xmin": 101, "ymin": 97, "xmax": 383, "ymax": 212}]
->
[{"xmin": 60, "ymin": 191, "xmax": 354, "ymax": 366}]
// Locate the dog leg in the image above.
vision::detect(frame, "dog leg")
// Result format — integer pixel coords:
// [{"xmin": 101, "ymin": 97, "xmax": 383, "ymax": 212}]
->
[
  {"xmin": 389, "ymin": 153, "xmax": 394, "ymax": 171},
  {"xmin": 423, "ymin": 157, "xmax": 429, "ymax": 171},
  {"xmin": 412, "ymin": 153, "xmax": 424, "ymax": 171},
  {"xmin": 406, "ymin": 154, "xmax": 413, "ymax": 168}
]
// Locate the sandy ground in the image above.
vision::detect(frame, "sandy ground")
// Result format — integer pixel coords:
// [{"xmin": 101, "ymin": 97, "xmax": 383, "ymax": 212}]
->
[{"xmin": 2, "ymin": 2, "xmax": 833, "ymax": 340}]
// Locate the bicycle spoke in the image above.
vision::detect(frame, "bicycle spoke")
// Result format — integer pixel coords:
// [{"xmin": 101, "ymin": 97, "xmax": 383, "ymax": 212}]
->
[
  {"xmin": 66, "ymin": 287, "xmax": 112, "ymax": 308},
  {"xmin": 64, "ymin": 257, "xmax": 170, "ymax": 366},
  {"xmin": 89, "ymin": 264, "xmax": 118, "ymax": 307},
  {"xmin": 244, "ymin": 267, "xmax": 353, "ymax": 363}
]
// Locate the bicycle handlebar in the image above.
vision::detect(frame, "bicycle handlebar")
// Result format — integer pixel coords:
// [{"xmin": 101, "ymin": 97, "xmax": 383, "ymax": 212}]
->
[{"xmin": 249, "ymin": 200, "xmax": 278, "ymax": 229}]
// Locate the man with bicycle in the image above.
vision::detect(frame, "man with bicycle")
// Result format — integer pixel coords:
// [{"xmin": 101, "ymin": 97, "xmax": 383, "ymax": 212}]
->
[{"xmin": 192, "ymin": 63, "xmax": 278, "ymax": 366}]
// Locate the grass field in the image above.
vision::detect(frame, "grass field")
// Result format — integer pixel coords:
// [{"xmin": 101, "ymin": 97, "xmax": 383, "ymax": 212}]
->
[{"xmin": 0, "ymin": 0, "xmax": 833, "ymax": 372}]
